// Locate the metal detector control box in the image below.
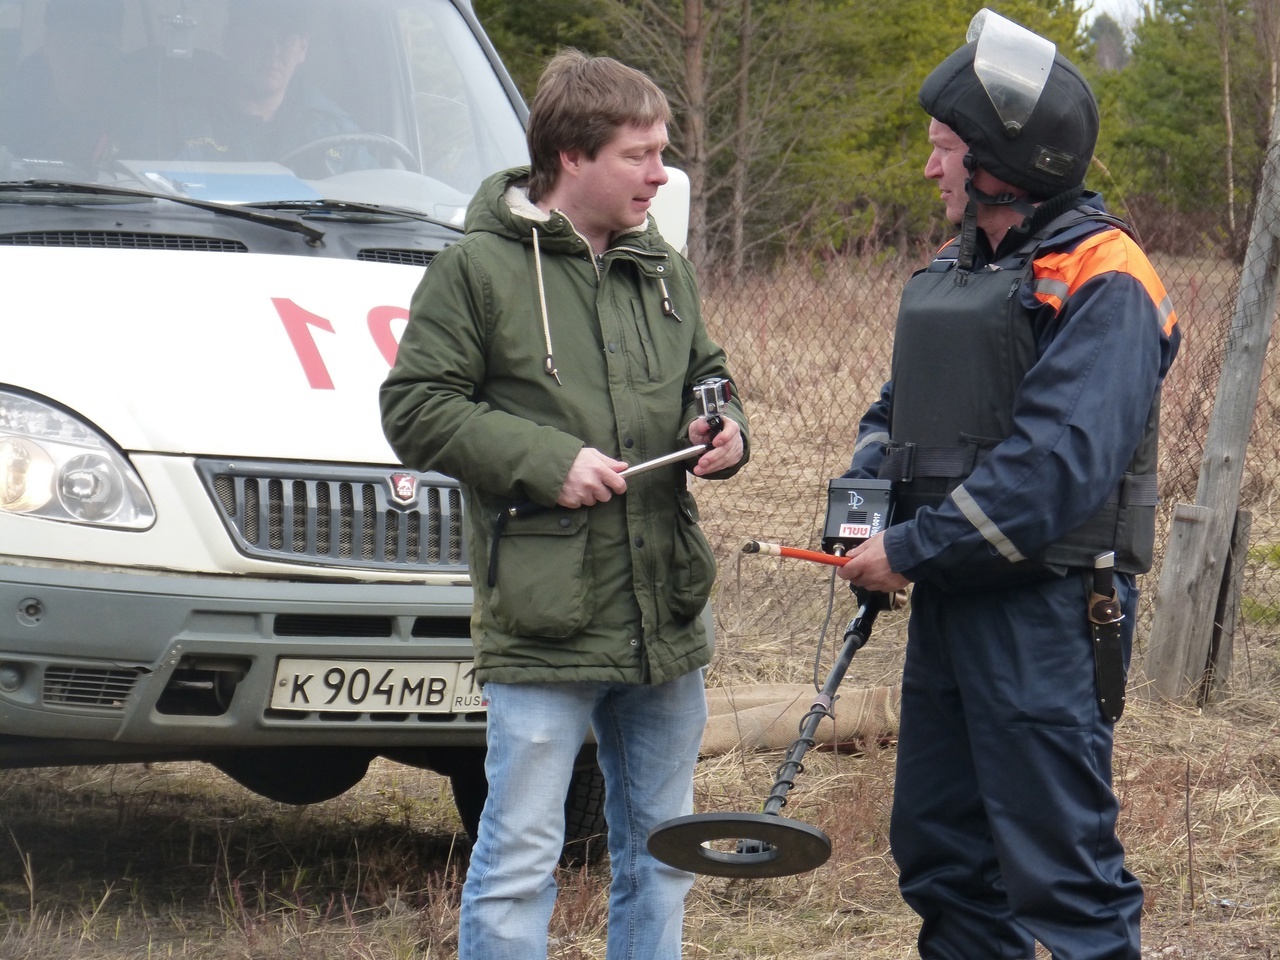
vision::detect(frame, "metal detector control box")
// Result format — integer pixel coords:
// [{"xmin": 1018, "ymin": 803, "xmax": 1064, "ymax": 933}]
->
[{"xmin": 821, "ymin": 478, "xmax": 894, "ymax": 554}]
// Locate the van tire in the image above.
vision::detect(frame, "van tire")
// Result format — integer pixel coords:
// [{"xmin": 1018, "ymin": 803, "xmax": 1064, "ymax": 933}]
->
[
  {"xmin": 560, "ymin": 746, "xmax": 608, "ymax": 867},
  {"xmin": 399, "ymin": 744, "xmax": 608, "ymax": 866}
]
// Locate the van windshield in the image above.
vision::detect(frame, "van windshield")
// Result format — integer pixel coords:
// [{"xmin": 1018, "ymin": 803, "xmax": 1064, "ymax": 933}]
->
[{"xmin": 0, "ymin": 0, "xmax": 529, "ymax": 224}]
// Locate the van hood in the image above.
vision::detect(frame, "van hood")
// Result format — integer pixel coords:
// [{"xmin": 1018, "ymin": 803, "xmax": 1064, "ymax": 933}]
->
[{"xmin": 3, "ymin": 247, "xmax": 426, "ymax": 464}]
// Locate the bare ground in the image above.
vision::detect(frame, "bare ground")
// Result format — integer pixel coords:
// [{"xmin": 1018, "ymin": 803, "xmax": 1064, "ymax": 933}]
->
[{"xmin": 1, "ymin": 599, "xmax": 1277, "ymax": 958}]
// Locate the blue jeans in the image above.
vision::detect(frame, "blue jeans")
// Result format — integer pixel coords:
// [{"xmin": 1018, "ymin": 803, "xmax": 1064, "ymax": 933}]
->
[{"xmin": 458, "ymin": 670, "xmax": 706, "ymax": 960}]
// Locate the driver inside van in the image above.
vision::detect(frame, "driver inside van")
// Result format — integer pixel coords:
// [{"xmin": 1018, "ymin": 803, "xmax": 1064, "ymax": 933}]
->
[{"xmin": 176, "ymin": 0, "xmax": 371, "ymax": 178}]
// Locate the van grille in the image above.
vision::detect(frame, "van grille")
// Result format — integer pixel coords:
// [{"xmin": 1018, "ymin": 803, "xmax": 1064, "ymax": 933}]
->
[
  {"xmin": 0, "ymin": 231, "xmax": 248, "ymax": 252},
  {"xmin": 356, "ymin": 248, "xmax": 435, "ymax": 267},
  {"xmin": 44, "ymin": 667, "xmax": 140, "ymax": 708},
  {"xmin": 196, "ymin": 459, "xmax": 467, "ymax": 572}
]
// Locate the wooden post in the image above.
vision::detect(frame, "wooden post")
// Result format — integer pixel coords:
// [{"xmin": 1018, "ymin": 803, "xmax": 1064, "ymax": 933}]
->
[
  {"xmin": 1201, "ymin": 509, "xmax": 1251, "ymax": 704},
  {"xmin": 1143, "ymin": 105, "xmax": 1280, "ymax": 702},
  {"xmin": 1144, "ymin": 504, "xmax": 1214, "ymax": 699}
]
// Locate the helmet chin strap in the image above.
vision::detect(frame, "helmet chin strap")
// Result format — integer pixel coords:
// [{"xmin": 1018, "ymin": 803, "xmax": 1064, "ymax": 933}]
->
[
  {"xmin": 955, "ymin": 153, "xmax": 1037, "ymax": 280},
  {"xmin": 968, "ymin": 182, "xmax": 1038, "ymax": 217}
]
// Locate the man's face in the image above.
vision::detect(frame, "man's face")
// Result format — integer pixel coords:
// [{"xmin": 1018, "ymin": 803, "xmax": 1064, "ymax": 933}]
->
[
  {"xmin": 558, "ymin": 121, "xmax": 670, "ymax": 240},
  {"xmin": 924, "ymin": 118, "xmax": 970, "ymax": 225},
  {"xmin": 229, "ymin": 23, "xmax": 308, "ymax": 101}
]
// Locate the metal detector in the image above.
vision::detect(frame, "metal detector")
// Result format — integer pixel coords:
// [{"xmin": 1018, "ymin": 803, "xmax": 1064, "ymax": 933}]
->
[
  {"xmin": 647, "ymin": 587, "xmax": 889, "ymax": 878},
  {"xmin": 647, "ymin": 478, "xmax": 896, "ymax": 880}
]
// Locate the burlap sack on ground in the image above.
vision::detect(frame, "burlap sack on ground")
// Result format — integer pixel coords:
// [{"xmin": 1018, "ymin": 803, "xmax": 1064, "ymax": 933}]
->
[{"xmin": 702, "ymin": 683, "xmax": 901, "ymax": 756}]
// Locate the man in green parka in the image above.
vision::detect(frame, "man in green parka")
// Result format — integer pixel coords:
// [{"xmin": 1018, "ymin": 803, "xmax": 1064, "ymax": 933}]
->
[{"xmin": 379, "ymin": 49, "xmax": 748, "ymax": 960}]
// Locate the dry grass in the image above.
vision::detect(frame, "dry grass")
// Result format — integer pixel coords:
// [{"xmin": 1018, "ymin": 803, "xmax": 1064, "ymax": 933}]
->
[
  {"xmin": 3, "ymin": 254, "xmax": 1280, "ymax": 957},
  {"xmin": 692, "ymin": 576, "xmax": 1280, "ymax": 959},
  {"xmin": 2, "ymin": 598, "xmax": 1275, "ymax": 958}
]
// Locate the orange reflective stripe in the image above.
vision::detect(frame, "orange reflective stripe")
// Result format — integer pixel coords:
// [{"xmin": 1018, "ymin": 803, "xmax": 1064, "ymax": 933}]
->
[{"xmin": 1034, "ymin": 231, "xmax": 1178, "ymax": 336}]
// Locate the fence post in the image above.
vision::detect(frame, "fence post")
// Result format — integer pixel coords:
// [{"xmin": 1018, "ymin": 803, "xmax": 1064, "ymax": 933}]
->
[
  {"xmin": 1142, "ymin": 107, "xmax": 1280, "ymax": 703},
  {"xmin": 1200, "ymin": 509, "xmax": 1251, "ymax": 704},
  {"xmin": 1144, "ymin": 504, "xmax": 1214, "ymax": 699}
]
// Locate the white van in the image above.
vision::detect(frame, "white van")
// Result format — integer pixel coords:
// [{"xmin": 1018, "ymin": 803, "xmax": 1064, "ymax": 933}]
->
[{"xmin": 0, "ymin": 0, "xmax": 689, "ymax": 854}]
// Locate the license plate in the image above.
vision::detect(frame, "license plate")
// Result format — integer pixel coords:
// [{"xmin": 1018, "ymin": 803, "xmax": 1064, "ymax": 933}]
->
[{"xmin": 270, "ymin": 659, "xmax": 486, "ymax": 713}]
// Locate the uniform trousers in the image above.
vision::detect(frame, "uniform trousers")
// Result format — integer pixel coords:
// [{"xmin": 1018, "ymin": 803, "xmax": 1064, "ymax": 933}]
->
[{"xmin": 890, "ymin": 573, "xmax": 1144, "ymax": 960}]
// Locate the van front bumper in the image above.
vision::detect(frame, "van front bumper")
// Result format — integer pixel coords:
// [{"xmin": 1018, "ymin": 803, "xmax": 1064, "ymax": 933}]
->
[{"xmin": 0, "ymin": 560, "xmax": 485, "ymax": 765}]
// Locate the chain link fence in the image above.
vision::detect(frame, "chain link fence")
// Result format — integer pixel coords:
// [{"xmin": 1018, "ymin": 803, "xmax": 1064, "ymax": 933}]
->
[{"xmin": 689, "ymin": 162, "xmax": 1280, "ymax": 696}]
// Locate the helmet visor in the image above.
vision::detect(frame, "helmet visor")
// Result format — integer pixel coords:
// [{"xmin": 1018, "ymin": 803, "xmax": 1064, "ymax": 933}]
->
[{"xmin": 967, "ymin": 9, "xmax": 1056, "ymax": 138}]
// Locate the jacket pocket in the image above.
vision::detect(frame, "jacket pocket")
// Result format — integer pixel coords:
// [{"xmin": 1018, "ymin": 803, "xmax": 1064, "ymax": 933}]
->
[
  {"xmin": 670, "ymin": 490, "xmax": 716, "ymax": 621},
  {"xmin": 629, "ymin": 298, "xmax": 662, "ymax": 381},
  {"xmin": 490, "ymin": 509, "xmax": 594, "ymax": 638}
]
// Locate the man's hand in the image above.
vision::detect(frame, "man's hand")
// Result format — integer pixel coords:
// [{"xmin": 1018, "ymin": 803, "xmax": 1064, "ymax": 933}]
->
[
  {"xmin": 557, "ymin": 447, "xmax": 628, "ymax": 508},
  {"xmin": 837, "ymin": 531, "xmax": 910, "ymax": 593},
  {"xmin": 689, "ymin": 416, "xmax": 744, "ymax": 476}
]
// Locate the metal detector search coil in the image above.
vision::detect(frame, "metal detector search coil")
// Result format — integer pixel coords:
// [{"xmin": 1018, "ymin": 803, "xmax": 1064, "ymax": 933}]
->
[
  {"xmin": 646, "ymin": 478, "xmax": 898, "ymax": 880},
  {"xmin": 647, "ymin": 587, "xmax": 891, "ymax": 878}
]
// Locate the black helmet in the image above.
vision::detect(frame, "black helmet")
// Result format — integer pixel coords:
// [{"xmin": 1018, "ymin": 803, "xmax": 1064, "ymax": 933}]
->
[{"xmin": 918, "ymin": 12, "xmax": 1099, "ymax": 200}]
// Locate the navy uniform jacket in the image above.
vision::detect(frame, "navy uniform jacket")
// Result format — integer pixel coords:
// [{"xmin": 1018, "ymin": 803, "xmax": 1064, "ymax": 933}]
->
[{"xmin": 848, "ymin": 192, "xmax": 1180, "ymax": 586}]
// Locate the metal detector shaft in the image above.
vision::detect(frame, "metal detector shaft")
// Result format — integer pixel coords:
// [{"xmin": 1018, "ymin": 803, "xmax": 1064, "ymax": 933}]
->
[
  {"xmin": 646, "ymin": 585, "xmax": 891, "ymax": 879},
  {"xmin": 761, "ymin": 588, "xmax": 888, "ymax": 817}
]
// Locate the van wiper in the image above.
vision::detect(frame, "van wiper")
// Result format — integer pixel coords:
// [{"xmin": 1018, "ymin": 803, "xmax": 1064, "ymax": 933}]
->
[
  {"xmin": 246, "ymin": 198, "xmax": 465, "ymax": 234},
  {"xmin": 0, "ymin": 180, "xmax": 327, "ymax": 244}
]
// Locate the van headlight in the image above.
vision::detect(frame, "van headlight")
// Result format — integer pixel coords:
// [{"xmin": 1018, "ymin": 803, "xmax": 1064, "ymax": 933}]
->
[{"xmin": 0, "ymin": 392, "xmax": 155, "ymax": 529}]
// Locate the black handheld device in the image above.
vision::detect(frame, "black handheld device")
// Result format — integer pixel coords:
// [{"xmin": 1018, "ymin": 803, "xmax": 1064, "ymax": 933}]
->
[{"xmin": 820, "ymin": 478, "xmax": 894, "ymax": 555}]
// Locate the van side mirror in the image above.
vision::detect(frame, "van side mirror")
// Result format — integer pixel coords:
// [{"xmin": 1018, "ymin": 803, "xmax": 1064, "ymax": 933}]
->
[{"xmin": 650, "ymin": 166, "xmax": 690, "ymax": 255}]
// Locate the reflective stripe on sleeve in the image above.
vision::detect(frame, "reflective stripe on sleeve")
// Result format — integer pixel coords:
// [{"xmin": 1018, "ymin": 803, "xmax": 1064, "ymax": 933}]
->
[
  {"xmin": 1033, "ymin": 277, "xmax": 1069, "ymax": 302},
  {"xmin": 854, "ymin": 430, "xmax": 890, "ymax": 456},
  {"xmin": 951, "ymin": 484, "xmax": 1027, "ymax": 563},
  {"xmin": 1033, "ymin": 230, "xmax": 1179, "ymax": 336}
]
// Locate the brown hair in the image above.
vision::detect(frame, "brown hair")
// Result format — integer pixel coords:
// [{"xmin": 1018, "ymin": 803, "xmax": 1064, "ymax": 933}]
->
[{"xmin": 525, "ymin": 49, "xmax": 672, "ymax": 203}]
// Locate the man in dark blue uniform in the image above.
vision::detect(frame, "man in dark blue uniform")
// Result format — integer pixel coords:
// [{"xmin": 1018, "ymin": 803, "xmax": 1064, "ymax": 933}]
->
[{"xmin": 838, "ymin": 10, "xmax": 1180, "ymax": 959}]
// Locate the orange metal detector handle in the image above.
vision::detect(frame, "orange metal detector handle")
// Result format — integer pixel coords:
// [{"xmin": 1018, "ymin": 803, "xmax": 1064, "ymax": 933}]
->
[
  {"xmin": 744, "ymin": 540, "xmax": 910, "ymax": 611},
  {"xmin": 742, "ymin": 540, "xmax": 849, "ymax": 568}
]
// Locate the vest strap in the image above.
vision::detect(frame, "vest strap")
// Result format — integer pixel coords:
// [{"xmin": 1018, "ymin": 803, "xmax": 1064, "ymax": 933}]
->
[{"xmin": 878, "ymin": 443, "xmax": 976, "ymax": 483}]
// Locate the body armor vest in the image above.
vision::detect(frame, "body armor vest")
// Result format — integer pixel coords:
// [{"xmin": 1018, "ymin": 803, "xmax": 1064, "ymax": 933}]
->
[{"xmin": 880, "ymin": 210, "xmax": 1160, "ymax": 575}]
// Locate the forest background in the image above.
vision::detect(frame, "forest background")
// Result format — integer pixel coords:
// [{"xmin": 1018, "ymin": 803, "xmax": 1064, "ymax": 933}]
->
[{"xmin": 473, "ymin": 0, "xmax": 1271, "ymax": 273}]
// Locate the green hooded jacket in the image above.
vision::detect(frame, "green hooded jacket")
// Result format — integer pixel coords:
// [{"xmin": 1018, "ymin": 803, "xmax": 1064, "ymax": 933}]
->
[{"xmin": 380, "ymin": 167, "xmax": 749, "ymax": 686}]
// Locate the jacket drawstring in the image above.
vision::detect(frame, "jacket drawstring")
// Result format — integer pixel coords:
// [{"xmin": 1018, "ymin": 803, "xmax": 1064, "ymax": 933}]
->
[
  {"xmin": 658, "ymin": 277, "xmax": 683, "ymax": 322},
  {"xmin": 531, "ymin": 227, "xmax": 561, "ymax": 385},
  {"xmin": 532, "ymin": 225, "xmax": 678, "ymax": 380}
]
